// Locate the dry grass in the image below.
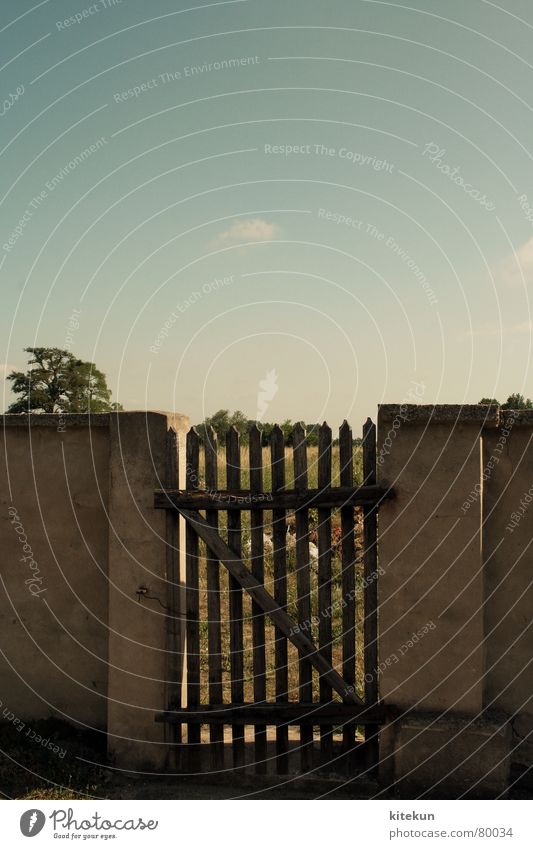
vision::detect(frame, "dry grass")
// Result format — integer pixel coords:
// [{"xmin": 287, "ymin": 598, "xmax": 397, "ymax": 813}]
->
[{"xmin": 198, "ymin": 444, "xmax": 363, "ymax": 490}]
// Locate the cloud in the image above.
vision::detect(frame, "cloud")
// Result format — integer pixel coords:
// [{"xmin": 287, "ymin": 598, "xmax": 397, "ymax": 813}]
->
[
  {"xmin": 498, "ymin": 236, "xmax": 533, "ymax": 287},
  {"xmin": 210, "ymin": 218, "xmax": 279, "ymax": 248},
  {"xmin": 510, "ymin": 320, "xmax": 533, "ymax": 333},
  {"xmin": 467, "ymin": 320, "xmax": 533, "ymax": 339}
]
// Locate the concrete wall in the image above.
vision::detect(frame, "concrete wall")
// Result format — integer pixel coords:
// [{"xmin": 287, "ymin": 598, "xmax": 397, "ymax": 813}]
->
[
  {"xmin": 377, "ymin": 404, "xmax": 531, "ymax": 794},
  {"xmin": 482, "ymin": 410, "xmax": 533, "ymax": 768},
  {"xmin": 2, "ymin": 403, "xmax": 530, "ymax": 790},
  {"xmin": 0, "ymin": 416, "xmax": 111, "ymax": 729},
  {"xmin": 0, "ymin": 412, "xmax": 188, "ymax": 769},
  {"xmin": 106, "ymin": 412, "xmax": 187, "ymax": 769}
]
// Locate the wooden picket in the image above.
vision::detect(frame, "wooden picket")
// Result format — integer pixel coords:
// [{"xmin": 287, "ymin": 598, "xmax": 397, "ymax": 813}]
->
[
  {"xmin": 270, "ymin": 424, "xmax": 289, "ymax": 773},
  {"xmin": 363, "ymin": 417, "xmax": 379, "ymax": 767},
  {"xmin": 317, "ymin": 423, "xmax": 333, "ymax": 766},
  {"xmin": 226, "ymin": 426, "xmax": 245, "ymax": 768},
  {"xmin": 249, "ymin": 424, "xmax": 267, "ymax": 773},
  {"xmin": 339, "ymin": 421, "xmax": 357, "ymax": 761},
  {"xmin": 185, "ymin": 428, "xmax": 201, "ymax": 767},
  {"xmin": 293, "ymin": 422, "xmax": 313, "ymax": 771},
  {"xmin": 204, "ymin": 426, "xmax": 224, "ymax": 768}
]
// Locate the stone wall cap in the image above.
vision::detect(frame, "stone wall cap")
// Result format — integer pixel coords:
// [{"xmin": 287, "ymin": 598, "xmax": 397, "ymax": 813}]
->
[
  {"xmin": 378, "ymin": 404, "xmax": 499, "ymax": 425},
  {"xmin": 1, "ymin": 413, "xmax": 110, "ymax": 427},
  {"xmin": 1, "ymin": 411, "xmax": 189, "ymax": 429}
]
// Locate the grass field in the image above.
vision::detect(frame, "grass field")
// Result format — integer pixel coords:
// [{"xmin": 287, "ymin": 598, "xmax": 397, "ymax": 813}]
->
[{"xmin": 198, "ymin": 444, "xmax": 363, "ymax": 490}]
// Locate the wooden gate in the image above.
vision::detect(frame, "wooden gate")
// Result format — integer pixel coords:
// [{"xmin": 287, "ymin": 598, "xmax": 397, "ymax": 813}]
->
[{"xmin": 155, "ymin": 419, "xmax": 392, "ymax": 777}]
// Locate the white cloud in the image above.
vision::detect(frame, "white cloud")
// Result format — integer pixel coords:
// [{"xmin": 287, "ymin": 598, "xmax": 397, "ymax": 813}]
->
[
  {"xmin": 210, "ymin": 218, "xmax": 279, "ymax": 248},
  {"xmin": 511, "ymin": 320, "xmax": 533, "ymax": 333},
  {"xmin": 467, "ymin": 320, "xmax": 533, "ymax": 339},
  {"xmin": 498, "ymin": 236, "xmax": 533, "ymax": 287}
]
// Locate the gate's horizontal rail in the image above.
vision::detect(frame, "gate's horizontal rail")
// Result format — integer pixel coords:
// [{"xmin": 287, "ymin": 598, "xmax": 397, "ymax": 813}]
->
[
  {"xmin": 154, "ymin": 484, "xmax": 393, "ymax": 511},
  {"xmin": 155, "ymin": 702, "xmax": 386, "ymax": 726}
]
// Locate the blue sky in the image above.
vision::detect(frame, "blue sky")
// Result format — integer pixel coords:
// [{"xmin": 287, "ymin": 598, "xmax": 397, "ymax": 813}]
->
[{"xmin": 2, "ymin": 0, "xmax": 533, "ymax": 425}]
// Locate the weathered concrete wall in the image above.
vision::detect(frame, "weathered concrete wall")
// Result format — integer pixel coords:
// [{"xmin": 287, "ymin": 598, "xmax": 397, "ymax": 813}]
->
[
  {"xmin": 106, "ymin": 412, "xmax": 187, "ymax": 769},
  {"xmin": 0, "ymin": 416, "xmax": 111, "ymax": 729},
  {"xmin": 377, "ymin": 403, "xmax": 532, "ymax": 794},
  {"xmin": 482, "ymin": 410, "xmax": 533, "ymax": 768},
  {"xmin": 377, "ymin": 405, "xmax": 491, "ymax": 716},
  {"xmin": 2, "ymin": 403, "xmax": 529, "ymax": 788},
  {"xmin": 0, "ymin": 411, "xmax": 188, "ymax": 770}
]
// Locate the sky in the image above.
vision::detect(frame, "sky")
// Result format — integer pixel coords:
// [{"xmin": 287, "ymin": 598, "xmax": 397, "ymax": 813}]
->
[{"xmin": 2, "ymin": 0, "xmax": 533, "ymax": 429}]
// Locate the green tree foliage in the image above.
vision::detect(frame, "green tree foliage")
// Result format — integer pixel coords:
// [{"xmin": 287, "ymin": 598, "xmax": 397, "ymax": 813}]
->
[
  {"xmin": 479, "ymin": 394, "xmax": 533, "ymax": 409},
  {"xmin": 306, "ymin": 424, "xmax": 320, "ymax": 447},
  {"xmin": 259, "ymin": 421, "xmax": 274, "ymax": 446},
  {"xmin": 196, "ymin": 409, "xmax": 249, "ymax": 444},
  {"xmin": 6, "ymin": 347, "xmax": 122, "ymax": 413},
  {"xmin": 195, "ymin": 412, "xmax": 360, "ymax": 445},
  {"xmin": 502, "ymin": 393, "xmax": 533, "ymax": 410},
  {"xmin": 280, "ymin": 419, "xmax": 294, "ymax": 445}
]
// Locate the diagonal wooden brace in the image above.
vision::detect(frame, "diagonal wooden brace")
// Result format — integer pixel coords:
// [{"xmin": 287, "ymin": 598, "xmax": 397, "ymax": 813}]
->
[{"xmin": 179, "ymin": 508, "xmax": 364, "ymax": 708}]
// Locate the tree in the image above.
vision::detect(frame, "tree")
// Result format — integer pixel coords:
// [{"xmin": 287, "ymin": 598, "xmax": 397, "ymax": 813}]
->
[
  {"xmin": 260, "ymin": 422, "xmax": 273, "ymax": 446},
  {"xmin": 280, "ymin": 419, "xmax": 294, "ymax": 445},
  {"xmin": 196, "ymin": 411, "xmax": 359, "ymax": 447},
  {"xmin": 200, "ymin": 409, "xmax": 230, "ymax": 441},
  {"xmin": 502, "ymin": 393, "xmax": 533, "ymax": 410},
  {"xmin": 478, "ymin": 394, "xmax": 533, "ymax": 409},
  {"xmin": 228, "ymin": 410, "xmax": 249, "ymax": 441},
  {"xmin": 306, "ymin": 423, "xmax": 320, "ymax": 446},
  {"xmin": 196, "ymin": 409, "xmax": 250, "ymax": 444},
  {"xmin": 6, "ymin": 347, "xmax": 121, "ymax": 413}
]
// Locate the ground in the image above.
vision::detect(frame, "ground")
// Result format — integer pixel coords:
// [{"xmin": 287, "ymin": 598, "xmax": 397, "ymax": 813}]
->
[
  {"xmin": 0, "ymin": 717, "xmax": 377, "ymax": 800},
  {"xmin": 1, "ymin": 719, "xmax": 531, "ymax": 800}
]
